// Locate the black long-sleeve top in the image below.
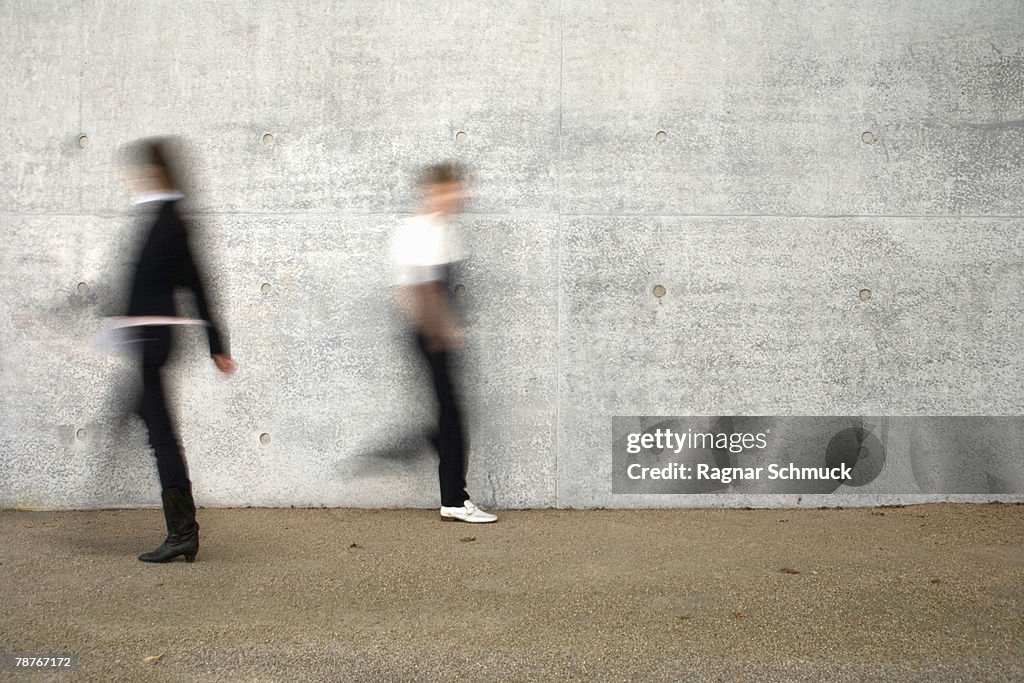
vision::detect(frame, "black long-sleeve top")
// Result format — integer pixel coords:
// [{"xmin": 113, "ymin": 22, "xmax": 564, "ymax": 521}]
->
[{"xmin": 127, "ymin": 199, "xmax": 228, "ymax": 356}]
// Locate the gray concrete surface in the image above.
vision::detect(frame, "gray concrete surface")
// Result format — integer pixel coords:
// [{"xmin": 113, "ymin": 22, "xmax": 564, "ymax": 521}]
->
[
  {"xmin": 1, "ymin": 505, "xmax": 1023, "ymax": 681},
  {"xmin": 1, "ymin": 1, "xmax": 1023, "ymax": 508}
]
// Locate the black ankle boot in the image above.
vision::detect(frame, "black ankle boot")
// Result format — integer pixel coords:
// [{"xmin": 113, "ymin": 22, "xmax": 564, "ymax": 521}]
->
[{"xmin": 139, "ymin": 486, "xmax": 200, "ymax": 563}]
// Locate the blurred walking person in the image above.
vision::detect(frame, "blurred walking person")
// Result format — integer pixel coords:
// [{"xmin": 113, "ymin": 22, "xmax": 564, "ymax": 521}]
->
[
  {"xmin": 122, "ymin": 137, "xmax": 235, "ymax": 562},
  {"xmin": 391, "ymin": 163, "xmax": 496, "ymax": 523}
]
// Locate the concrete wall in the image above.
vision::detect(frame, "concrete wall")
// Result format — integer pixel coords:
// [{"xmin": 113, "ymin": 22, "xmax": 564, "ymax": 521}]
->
[{"xmin": 1, "ymin": 1, "xmax": 1022, "ymax": 509}]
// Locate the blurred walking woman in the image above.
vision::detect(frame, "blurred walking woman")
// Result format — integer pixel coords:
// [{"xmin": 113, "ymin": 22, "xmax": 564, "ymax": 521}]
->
[{"xmin": 123, "ymin": 137, "xmax": 234, "ymax": 563}]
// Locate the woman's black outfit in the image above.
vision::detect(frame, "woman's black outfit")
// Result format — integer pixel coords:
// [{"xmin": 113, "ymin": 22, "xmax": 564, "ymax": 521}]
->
[{"xmin": 128, "ymin": 198, "xmax": 227, "ymax": 563}]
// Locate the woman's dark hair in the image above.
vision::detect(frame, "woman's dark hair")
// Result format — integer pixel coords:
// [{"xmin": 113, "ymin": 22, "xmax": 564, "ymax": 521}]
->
[
  {"xmin": 128, "ymin": 136, "xmax": 183, "ymax": 190},
  {"xmin": 418, "ymin": 161, "xmax": 467, "ymax": 188}
]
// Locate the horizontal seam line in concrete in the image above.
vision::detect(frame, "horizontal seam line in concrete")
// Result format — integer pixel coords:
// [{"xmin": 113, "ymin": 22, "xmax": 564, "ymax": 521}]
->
[{"xmin": 2, "ymin": 212, "xmax": 1023, "ymax": 219}]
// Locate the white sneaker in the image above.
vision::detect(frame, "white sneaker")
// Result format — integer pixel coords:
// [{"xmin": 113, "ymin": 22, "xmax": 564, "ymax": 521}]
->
[{"xmin": 440, "ymin": 499, "xmax": 497, "ymax": 523}]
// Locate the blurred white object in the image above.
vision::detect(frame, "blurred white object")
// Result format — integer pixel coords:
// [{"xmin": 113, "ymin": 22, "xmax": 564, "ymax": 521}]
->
[{"xmin": 93, "ymin": 316, "xmax": 208, "ymax": 354}]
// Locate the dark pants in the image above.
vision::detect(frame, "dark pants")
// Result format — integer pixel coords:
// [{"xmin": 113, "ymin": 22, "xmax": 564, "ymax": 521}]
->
[
  {"xmin": 137, "ymin": 326, "xmax": 191, "ymax": 492},
  {"xmin": 415, "ymin": 333, "xmax": 469, "ymax": 507}
]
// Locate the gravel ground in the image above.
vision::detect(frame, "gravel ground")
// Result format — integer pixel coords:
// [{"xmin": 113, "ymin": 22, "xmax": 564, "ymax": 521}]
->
[{"xmin": 1, "ymin": 504, "xmax": 1022, "ymax": 682}]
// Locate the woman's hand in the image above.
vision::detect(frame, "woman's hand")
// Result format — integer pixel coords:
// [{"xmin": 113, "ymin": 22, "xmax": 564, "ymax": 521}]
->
[{"xmin": 212, "ymin": 354, "xmax": 236, "ymax": 374}]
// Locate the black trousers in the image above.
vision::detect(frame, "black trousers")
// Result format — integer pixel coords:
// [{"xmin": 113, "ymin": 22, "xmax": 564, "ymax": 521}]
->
[
  {"xmin": 137, "ymin": 326, "xmax": 191, "ymax": 492},
  {"xmin": 415, "ymin": 333, "xmax": 469, "ymax": 507}
]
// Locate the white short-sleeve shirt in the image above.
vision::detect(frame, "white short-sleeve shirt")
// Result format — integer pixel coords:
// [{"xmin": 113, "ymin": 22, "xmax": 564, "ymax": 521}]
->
[{"xmin": 391, "ymin": 212, "xmax": 466, "ymax": 286}]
